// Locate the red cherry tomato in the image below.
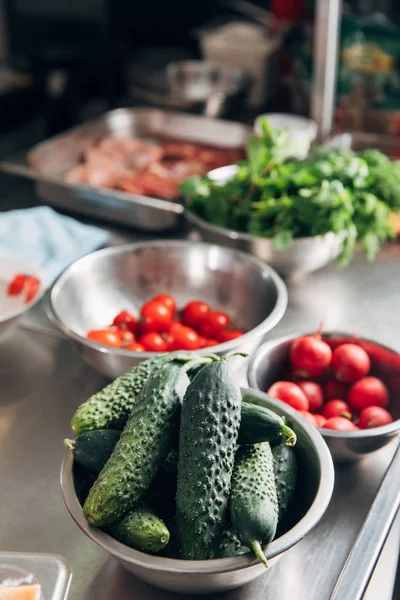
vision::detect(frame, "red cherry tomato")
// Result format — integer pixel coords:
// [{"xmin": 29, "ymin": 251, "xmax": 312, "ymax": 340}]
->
[
  {"xmin": 267, "ymin": 381, "xmax": 309, "ymax": 411},
  {"xmin": 170, "ymin": 324, "xmax": 202, "ymax": 351},
  {"xmin": 218, "ymin": 329, "xmax": 244, "ymax": 343},
  {"xmin": 324, "ymin": 379, "xmax": 348, "ymax": 401},
  {"xmin": 348, "ymin": 376, "xmax": 389, "ymax": 410},
  {"xmin": 322, "ymin": 400, "xmax": 352, "ymax": 420},
  {"xmin": 313, "ymin": 414, "xmax": 327, "ymax": 428},
  {"xmin": 139, "ymin": 332, "xmax": 168, "ymax": 352},
  {"xmin": 24, "ymin": 276, "xmax": 41, "ymax": 303},
  {"xmin": 299, "ymin": 410, "xmax": 317, "ymax": 426},
  {"xmin": 113, "ymin": 310, "xmax": 136, "ymax": 329},
  {"xmin": 162, "ymin": 334, "xmax": 177, "ymax": 351},
  {"xmin": 290, "ymin": 335, "xmax": 332, "ymax": 377},
  {"xmin": 125, "ymin": 342, "xmax": 146, "ymax": 352},
  {"xmin": 199, "ymin": 311, "xmax": 231, "ymax": 339},
  {"xmin": 152, "ymin": 294, "xmax": 177, "ymax": 314},
  {"xmin": 297, "ymin": 381, "xmax": 324, "ymax": 413},
  {"xmin": 331, "ymin": 344, "xmax": 370, "ymax": 382},
  {"xmin": 167, "ymin": 318, "xmax": 181, "ymax": 334},
  {"xmin": 323, "ymin": 417, "xmax": 358, "ymax": 431},
  {"xmin": 7, "ymin": 273, "xmax": 28, "ymax": 296},
  {"xmin": 87, "ymin": 328, "xmax": 122, "ymax": 348},
  {"xmin": 141, "ymin": 300, "xmax": 172, "ymax": 333},
  {"xmin": 118, "ymin": 329, "xmax": 135, "ymax": 345},
  {"xmin": 181, "ymin": 300, "xmax": 210, "ymax": 329},
  {"xmin": 202, "ymin": 338, "xmax": 220, "ymax": 348},
  {"xmin": 358, "ymin": 406, "xmax": 393, "ymax": 429}
]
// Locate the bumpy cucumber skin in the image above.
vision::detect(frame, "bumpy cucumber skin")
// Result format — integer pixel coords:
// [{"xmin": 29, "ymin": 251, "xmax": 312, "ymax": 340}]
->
[
  {"xmin": 217, "ymin": 528, "xmax": 249, "ymax": 558},
  {"xmin": 176, "ymin": 361, "xmax": 242, "ymax": 560},
  {"xmin": 70, "ymin": 429, "xmax": 121, "ymax": 474},
  {"xmin": 109, "ymin": 504, "xmax": 170, "ymax": 553},
  {"xmin": 146, "ymin": 448, "xmax": 178, "ymax": 521},
  {"xmin": 71, "ymin": 353, "xmax": 191, "ymax": 434},
  {"xmin": 272, "ymin": 444, "xmax": 298, "ymax": 522},
  {"xmin": 239, "ymin": 402, "xmax": 286, "ymax": 445},
  {"xmin": 230, "ymin": 442, "xmax": 278, "ymax": 551},
  {"xmin": 83, "ymin": 363, "xmax": 190, "ymax": 526}
]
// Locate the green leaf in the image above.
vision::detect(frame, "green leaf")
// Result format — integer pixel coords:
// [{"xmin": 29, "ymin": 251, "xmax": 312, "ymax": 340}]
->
[{"xmin": 273, "ymin": 230, "xmax": 293, "ymax": 250}]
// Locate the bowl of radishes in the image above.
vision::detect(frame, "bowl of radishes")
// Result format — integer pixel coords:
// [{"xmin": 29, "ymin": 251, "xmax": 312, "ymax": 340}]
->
[{"xmin": 248, "ymin": 330, "xmax": 400, "ymax": 461}]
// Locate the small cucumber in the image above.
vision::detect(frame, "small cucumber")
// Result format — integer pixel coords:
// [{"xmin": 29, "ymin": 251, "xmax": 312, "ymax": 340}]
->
[
  {"xmin": 272, "ymin": 443, "xmax": 298, "ymax": 523},
  {"xmin": 108, "ymin": 504, "xmax": 170, "ymax": 553},
  {"xmin": 230, "ymin": 442, "xmax": 278, "ymax": 567},
  {"xmin": 64, "ymin": 429, "xmax": 121, "ymax": 474},
  {"xmin": 71, "ymin": 352, "xmax": 192, "ymax": 434},
  {"xmin": 176, "ymin": 360, "xmax": 242, "ymax": 560},
  {"xmin": 217, "ymin": 528, "xmax": 249, "ymax": 558},
  {"xmin": 239, "ymin": 401, "xmax": 297, "ymax": 447},
  {"xmin": 84, "ymin": 363, "xmax": 190, "ymax": 526}
]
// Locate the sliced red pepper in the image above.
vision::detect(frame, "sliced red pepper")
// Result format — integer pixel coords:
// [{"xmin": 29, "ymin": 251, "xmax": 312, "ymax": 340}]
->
[
  {"xmin": 24, "ymin": 276, "xmax": 41, "ymax": 303},
  {"xmin": 7, "ymin": 273, "xmax": 28, "ymax": 296}
]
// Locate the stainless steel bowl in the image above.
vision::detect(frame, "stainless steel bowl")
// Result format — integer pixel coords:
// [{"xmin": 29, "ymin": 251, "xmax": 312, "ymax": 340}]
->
[
  {"xmin": 61, "ymin": 387, "xmax": 334, "ymax": 594},
  {"xmin": 248, "ymin": 332, "xmax": 400, "ymax": 462},
  {"xmin": 185, "ymin": 165, "xmax": 345, "ymax": 278},
  {"xmin": 47, "ymin": 241, "xmax": 287, "ymax": 378}
]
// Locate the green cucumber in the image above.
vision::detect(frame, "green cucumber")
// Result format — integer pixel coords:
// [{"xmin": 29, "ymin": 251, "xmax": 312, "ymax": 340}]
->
[
  {"xmin": 71, "ymin": 352, "xmax": 192, "ymax": 434},
  {"xmin": 64, "ymin": 429, "xmax": 121, "ymax": 474},
  {"xmin": 83, "ymin": 362, "xmax": 190, "ymax": 526},
  {"xmin": 176, "ymin": 360, "xmax": 242, "ymax": 560},
  {"xmin": 108, "ymin": 504, "xmax": 170, "ymax": 553},
  {"xmin": 272, "ymin": 443, "xmax": 298, "ymax": 522},
  {"xmin": 230, "ymin": 442, "xmax": 278, "ymax": 567},
  {"xmin": 217, "ymin": 528, "xmax": 250, "ymax": 558},
  {"xmin": 239, "ymin": 401, "xmax": 297, "ymax": 447},
  {"xmin": 146, "ymin": 449, "xmax": 178, "ymax": 521}
]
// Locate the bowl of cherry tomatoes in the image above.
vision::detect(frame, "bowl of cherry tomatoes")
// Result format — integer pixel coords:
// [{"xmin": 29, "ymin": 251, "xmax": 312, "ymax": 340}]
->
[
  {"xmin": 0, "ymin": 257, "xmax": 42, "ymax": 340},
  {"xmin": 248, "ymin": 331, "xmax": 400, "ymax": 461},
  {"xmin": 47, "ymin": 241, "xmax": 287, "ymax": 378}
]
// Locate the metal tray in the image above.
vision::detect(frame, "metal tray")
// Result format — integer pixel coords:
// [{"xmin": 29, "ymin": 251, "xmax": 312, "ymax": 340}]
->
[{"xmin": 0, "ymin": 108, "xmax": 250, "ymax": 232}]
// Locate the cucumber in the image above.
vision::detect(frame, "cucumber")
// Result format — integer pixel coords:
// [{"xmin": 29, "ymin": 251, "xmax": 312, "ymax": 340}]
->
[
  {"xmin": 239, "ymin": 401, "xmax": 297, "ymax": 447},
  {"xmin": 64, "ymin": 429, "xmax": 121, "ymax": 474},
  {"xmin": 146, "ymin": 449, "xmax": 178, "ymax": 521},
  {"xmin": 217, "ymin": 528, "xmax": 249, "ymax": 558},
  {"xmin": 230, "ymin": 442, "xmax": 278, "ymax": 567},
  {"xmin": 71, "ymin": 352, "xmax": 192, "ymax": 434},
  {"xmin": 83, "ymin": 362, "xmax": 190, "ymax": 526},
  {"xmin": 108, "ymin": 504, "xmax": 170, "ymax": 554},
  {"xmin": 272, "ymin": 443, "xmax": 298, "ymax": 522},
  {"xmin": 176, "ymin": 360, "xmax": 242, "ymax": 560}
]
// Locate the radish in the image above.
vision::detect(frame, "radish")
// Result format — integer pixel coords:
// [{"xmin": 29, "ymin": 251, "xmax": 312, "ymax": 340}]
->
[
  {"xmin": 299, "ymin": 410, "xmax": 317, "ymax": 425},
  {"xmin": 313, "ymin": 414, "xmax": 327, "ymax": 428},
  {"xmin": 322, "ymin": 399, "xmax": 352, "ymax": 420},
  {"xmin": 331, "ymin": 344, "xmax": 370, "ymax": 382},
  {"xmin": 290, "ymin": 329, "xmax": 332, "ymax": 378},
  {"xmin": 358, "ymin": 406, "xmax": 393, "ymax": 429},
  {"xmin": 323, "ymin": 417, "xmax": 358, "ymax": 431},
  {"xmin": 324, "ymin": 379, "xmax": 348, "ymax": 401},
  {"xmin": 267, "ymin": 381, "xmax": 309, "ymax": 411},
  {"xmin": 297, "ymin": 381, "xmax": 324, "ymax": 412},
  {"xmin": 348, "ymin": 376, "xmax": 389, "ymax": 410}
]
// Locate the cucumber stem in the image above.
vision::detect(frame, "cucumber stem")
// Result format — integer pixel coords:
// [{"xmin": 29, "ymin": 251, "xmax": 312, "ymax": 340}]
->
[
  {"xmin": 64, "ymin": 438, "xmax": 76, "ymax": 451},
  {"xmin": 223, "ymin": 351, "xmax": 249, "ymax": 360},
  {"xmin": 252, "ymin": 540, "xmax": 268, "ymax": 568},
  {"xmin": 282, "ymin": 425, "xmax": 297, "ymax": 447},
  {"xmin": 182, "ymin": 357, "xmax": 214, "ymax": 373}
]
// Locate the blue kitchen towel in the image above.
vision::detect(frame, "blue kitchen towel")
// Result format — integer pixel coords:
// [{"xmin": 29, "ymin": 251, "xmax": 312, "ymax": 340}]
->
[{"xmin": 0, "ymin": 206, "xmax": 109, "ymax": 286}]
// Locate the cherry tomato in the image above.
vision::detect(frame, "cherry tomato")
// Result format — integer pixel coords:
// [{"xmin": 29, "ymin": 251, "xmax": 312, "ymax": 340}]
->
[
  {"xmin": 323, "ymin": 417, "xmax": 358, "ymax": 431},
  {"xmin": 162, "ymin": 334, "xmax": 177, "ymax": 351},
  {"xmin": 313, "ymin": 414, "xmax": 327, "ymax": 428},
  {"xmin": 299, "ymin": 410, "xmax": 317, "ymax": 426},
  {"xmin": 139, "ymin": 332, "xmax": 168, "ymax": 352},
  {"xmin": 202, "ymin": 338, "xmax": 219, "ymax": 348},
  {"xmin": 324, "ymin": 379, "xmax": 348, "ymax": 401},
  {"xmin": 87, "ymin": 328, "xmax": 122, "ymax": 348},
  {"xmin": 267, "ymin": 381, "xmax": 309, "ymax": 411},
  {"xmin": 322, "ymin": 400, "xmax": 352, "ymax": 420},
  {"xmin": 218, "ymin": 329, "xmax": 244, "ymax": 343},
  {"xmin": 125, "ymin": 342, "xmax": 145, "ymax": 352},
  {"xmin": 118, "ymin": 329, "xmax": 135, "ymax": 345},
  {"xmin": 170, "ymin": 324, "xmax": 201, "ymax": 351},
  {"xmin": 331, "ymin": 344, "xmax": 370, "ymax": 382},
  {"xmin": 348, "ymin": 376, "xmax": 389, "ymax": 410},
  {"xmin": 181, "ymin": 301, "xmax": 210, "ymax": 329},
  {"xmin": 290, "ymin": 335, "xmax": 332, "ymax": 377},
  {"xmin": 297, "ymin": 381, "xmax": 324, "ymax": 413},
  {"xmin": 24, "ymin": 276, "xmax": 41, "ymax": 303},
  {"xmin": 152, "ymin": 294, "xmax": 177, "ymax": 314},
  {"xmin": 7, "ymin": 273, "xmax": 28, "ymax": 296},
  {"xmin": 167, "ymin": 318, "xmax": 181, "ymax": 334},
  {"xmin": 199, "ymin": 311, "xmax": 231, "ymax": 339},
  {"xmin": 358, "ymin": 406, "xmax": 393, "ymax": 429},
  {"xmin": 141, "ymin": 300, "xmax": 172, "ymax": 333},
  {"xmin": 113, "ymin": 310, "xmax": 136, "ymax": 329}
]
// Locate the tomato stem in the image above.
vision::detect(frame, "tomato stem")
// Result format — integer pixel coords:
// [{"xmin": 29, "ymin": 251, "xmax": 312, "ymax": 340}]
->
[
  {"xmin": 315, "ymin": 318, "xmax": 325, "ymax": 338},
  {"xmin": 252, "ymin": 541, "xmax": 268, "ymax": 568}
]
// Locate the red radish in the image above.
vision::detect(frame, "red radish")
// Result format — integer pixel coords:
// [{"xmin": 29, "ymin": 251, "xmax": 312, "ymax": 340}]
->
[
  {"xmin": 268, "ymin": 381, "xmax": 309, "ymax": 411},
  {"xmin": 290, "ymin": 334, "xmax": 332, "ymax": 377},
  {"xmin": 358, "ymin": 406, "xmax": 393, "ymax": 429},
  {"xmin": 322, "ymin": 400, "xmax": 352, "ymax": 420},
  {"xmin": 314, "ymin": 414, "xmax": 327, "ymax": 428},
  {"xmin": 297, "ymin": 381, "xmax": 324, "ymax": 412},
  {"xmin": 323, "ymin": 417, "xmax": 358, "ymax": 431},
  {"xmin": 331, "ymin": 344, "xmax": 370, "ymax": 382},
  {"xmin": 325, "ymin": 379, "xmax": 348, "ymax": 401},
  {"xmin": 299, "ymin": 410, "xmax": 317, "ymax": 425},
  {"xmin": 348, "ymin": 376, "xmax": 389, "ymax": 410}
]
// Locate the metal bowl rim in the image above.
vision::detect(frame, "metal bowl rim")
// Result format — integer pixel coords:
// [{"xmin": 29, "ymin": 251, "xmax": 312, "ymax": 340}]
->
[
  {"xmin": 248, "ymin": 331, "xmax": 400, "ymax": 438},
  {"xmin": 47, "ymin": 240, "xmax": 288, "ymax": 359},
  {"xmin": 60, "ymin": 386, "xmax": 334, "ymax": 573}
]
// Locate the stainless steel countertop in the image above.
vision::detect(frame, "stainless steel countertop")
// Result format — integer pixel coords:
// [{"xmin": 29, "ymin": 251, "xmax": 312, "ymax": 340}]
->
[{"xmin": 0, "ymin": 174, "xmax": 400, "ymax": 599}]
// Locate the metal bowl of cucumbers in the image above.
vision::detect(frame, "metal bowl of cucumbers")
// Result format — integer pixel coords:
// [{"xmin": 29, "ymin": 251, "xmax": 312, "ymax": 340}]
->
[{"xmin": 60, "ymin": 356, "xmax": 334, "ymax": 594}]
